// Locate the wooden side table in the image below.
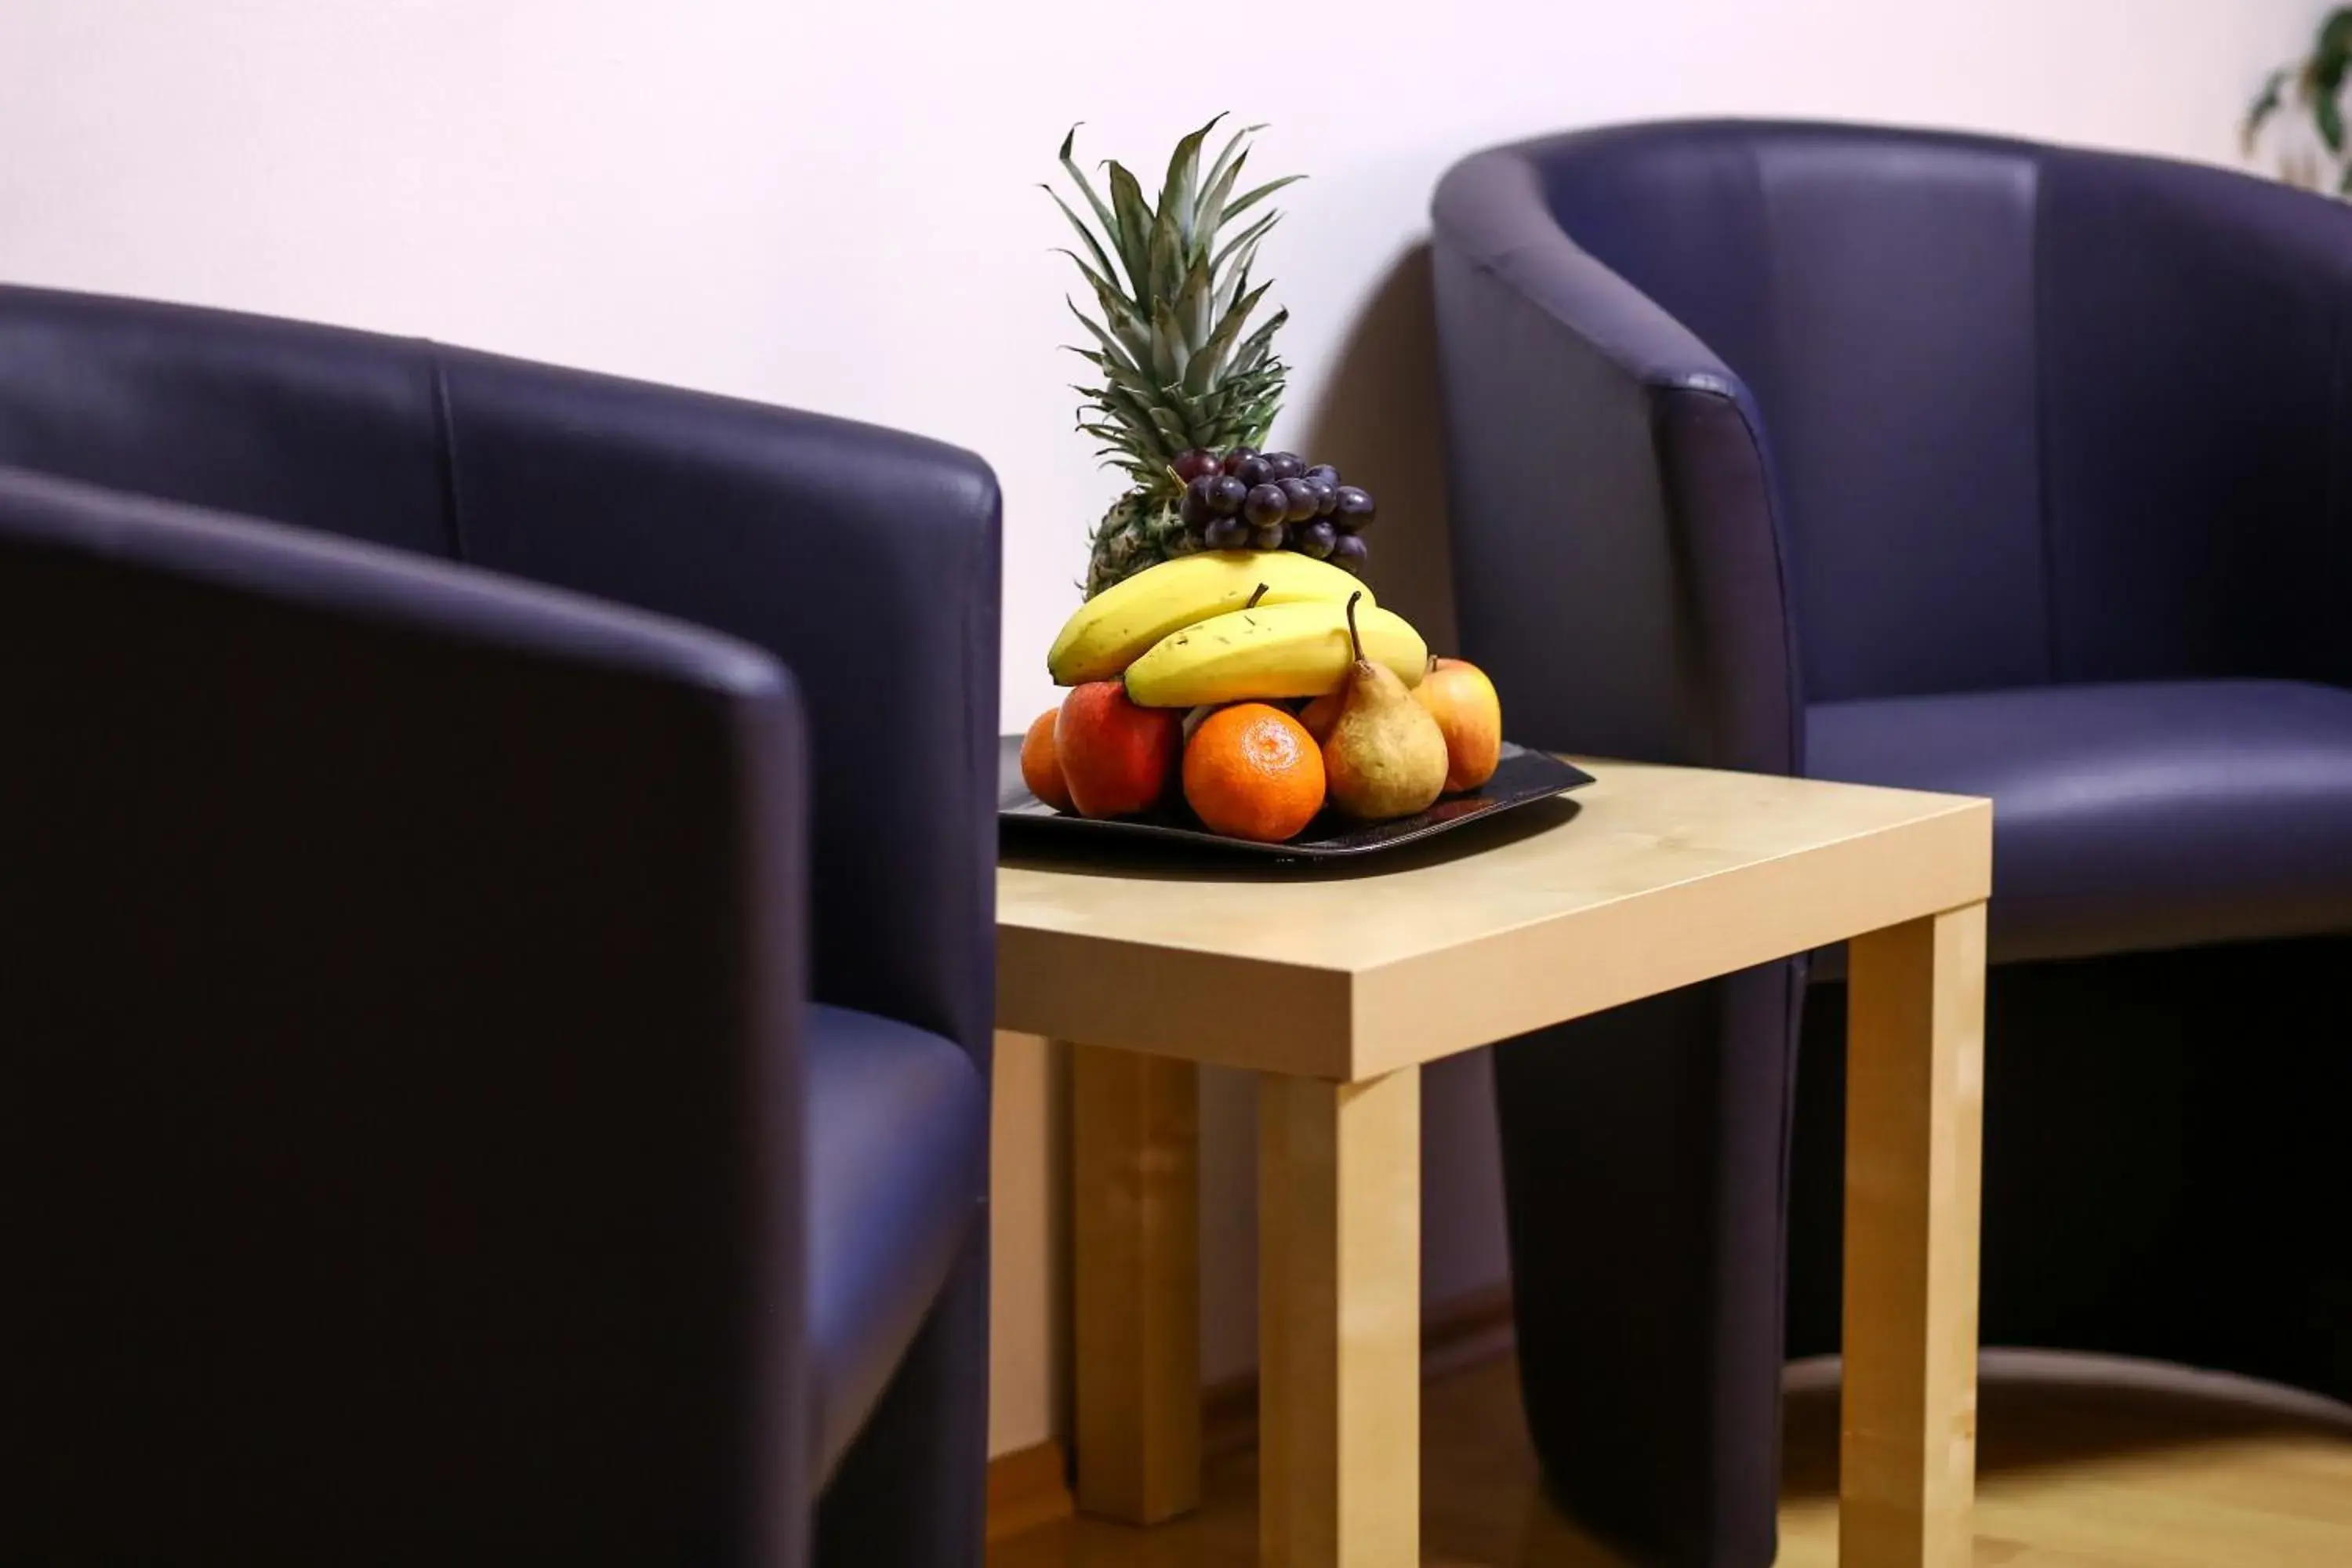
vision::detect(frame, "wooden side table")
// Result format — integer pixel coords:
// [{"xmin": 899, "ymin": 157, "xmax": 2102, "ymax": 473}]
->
[{"xmin": 997, "ymin": 759, "xmax": 1992, "ymax": 1568}]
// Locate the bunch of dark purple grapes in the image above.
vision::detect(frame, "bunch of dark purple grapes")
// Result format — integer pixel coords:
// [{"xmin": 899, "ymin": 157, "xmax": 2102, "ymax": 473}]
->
[{"xmin": 1172, "ymin": 447, "xmax": 1376, "ymax": 574}]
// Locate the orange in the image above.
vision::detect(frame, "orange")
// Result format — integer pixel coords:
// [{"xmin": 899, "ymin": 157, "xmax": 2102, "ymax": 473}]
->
[
  {"xmin": 1058, "ymin": 681, "xmax": 1179, "ymax": 818},
  {"xmin": 1020, "ymin": 707, "xmax": 1074, "ymax": 812},
  {"xmin": 1182, "ymin": 703, "xmax": 1326, "ymax": 844}
]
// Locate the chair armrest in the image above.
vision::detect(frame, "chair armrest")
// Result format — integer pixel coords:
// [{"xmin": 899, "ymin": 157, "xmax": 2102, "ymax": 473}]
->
[
  {"xmin": 1432, "ymin": 147, "xmax": 1802, "ymax": 775},
  {"xmin": 435, "ymin": 351, "xmax": 1002, "ymax": 1059},
  {"xmin": 0, "ymin": 464, "xmax": 811, "ymax": 1563}
]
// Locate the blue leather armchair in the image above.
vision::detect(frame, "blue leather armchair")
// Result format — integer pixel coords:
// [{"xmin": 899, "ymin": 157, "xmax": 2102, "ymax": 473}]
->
[
  {"xmin": 0, "ymin": 286, "xmax": 1001, "ymax": 1566},
  {"xmin": 1433, "ymin": 122, "xmax": 2352, "ymax": 1566}
]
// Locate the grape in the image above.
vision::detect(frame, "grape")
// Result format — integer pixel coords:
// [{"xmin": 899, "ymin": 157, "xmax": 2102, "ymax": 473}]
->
[
  {"xmin": 1181, "ymin": 474, "xmax": 1221, "ymax": 528},
  {"xmin": 1330, "ymin": 533, "xmax": 1370, "ymax": 573},
  {"xmin": 1250, "ymin": 523, "xmax": 1287, "ymax": 551},
  {"xmin": 1305, "ymin": 476, "xmax": 1338, "ymax": 516},
  {"xmin": 1305, "ymin": 463, "xmax": 1341, "ymax": 488},
  {"xmin": 1220, "ymin": 446, "xmax": 1260, "ymax": 476},
  {"xmin": 1234, "ymin": 455, "xmax": 1274, "ymax": 488},
  {"xmin": 1243, "ymin": 483, "xmax": 1289, "ymax": 529},
  {"xmin": 1203, "ymin": 516, "xmax": 1250, "ymax": 550},
  {"xmin": 1265, "ymin": 451, "xmax": 1305, "ymax": 481},
  {"xmin": 1173, "ymin": 448, "xmax": 1221, "ymax": 484},
  {"xmin": 1279, "ymin": 477, "xmax": 1319, "ymax": 523},
  {"xmin": 1332, "ymin": 486, "xmax": 1376, "ymax": 532},
  {"xmin": 1208, "ymin": 475, "xmax": 1248, "ymax": 515},
  {"xmin": 1294, "ymin": 519, "xmax": 1338, "ymax": 560}
]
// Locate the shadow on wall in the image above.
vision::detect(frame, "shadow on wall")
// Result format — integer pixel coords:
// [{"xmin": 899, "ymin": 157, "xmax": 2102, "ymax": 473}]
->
[{"xmin": 1298, "ymin": 241, "xmax": 1461, "ymax": 659}]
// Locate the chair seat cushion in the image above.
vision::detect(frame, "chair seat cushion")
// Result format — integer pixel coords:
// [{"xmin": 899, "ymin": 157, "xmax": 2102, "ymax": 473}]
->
[
  {"xmin": 1807, "ymin": 680, "xmax": 2352, "ymax": 963},
  {"xmin": 804, "ymin": 1004, "xmax": 985, "ymax": 1483}
]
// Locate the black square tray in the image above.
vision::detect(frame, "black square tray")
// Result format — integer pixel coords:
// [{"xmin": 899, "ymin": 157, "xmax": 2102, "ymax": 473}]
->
[{"xmin": 998, "ymin": 735, "xmax": 1593, "ymax": 860}]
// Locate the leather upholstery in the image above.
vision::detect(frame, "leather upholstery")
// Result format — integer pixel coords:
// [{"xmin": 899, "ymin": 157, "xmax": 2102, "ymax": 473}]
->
[
  {"xmin": 1539, "ymin": 124, "xmax": 2048, "ymax": 703},
  {"xmin": 0, "ymin": 469, "xmax": 810, "ymax": 1566},
  {"xmin": 804, "ymin": 1006, "xmax": 989, "ymax": 1483},
  {"xmin": 0, "ymin": 285, "xmax": 454, "ymax": 557},
  {"xmin": 1435, "ymin": 121, "xmax": 2352, "ymax": 1567},
  {"xmin": 1811, "ymin": 681, "xmax": 2352, "ymax": 962},
  {"xmin": 0, "ymin": 285, "xmax": 1002, "ymax": 1566}
]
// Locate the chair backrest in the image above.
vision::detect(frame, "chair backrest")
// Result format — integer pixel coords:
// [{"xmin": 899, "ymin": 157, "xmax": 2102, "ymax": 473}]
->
[
  {"xmin": 0, "ymin": 470, "xmax": 808, "ymax": 1565},
  {"xmin": 0, "ymin": 285, "xmax": 454, "ymax": 559},
  {"xmin": 0, "ymin": 284, "xmax": 1003, "ymax": 1069},
  {"xmin": 1527, "ymin": 121, "xmax": 2352, "ymax": 702}
]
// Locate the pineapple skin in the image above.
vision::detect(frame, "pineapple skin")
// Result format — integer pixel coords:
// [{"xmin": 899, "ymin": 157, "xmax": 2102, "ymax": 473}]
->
[{"xmin": 1084, "ymin": 492, "xmax": 1196, "ymax": 599}]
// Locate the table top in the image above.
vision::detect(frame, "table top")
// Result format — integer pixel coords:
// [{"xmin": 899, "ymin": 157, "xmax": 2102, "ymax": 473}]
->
[{"xmin": 996, "ymin": 758, "xmax": 1990, "ymax": 1082}]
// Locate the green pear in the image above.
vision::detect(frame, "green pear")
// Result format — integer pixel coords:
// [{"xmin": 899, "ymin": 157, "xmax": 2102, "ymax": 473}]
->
[{"xmin": 1321, "ymin": 593, "xmax": 1450, "ymax": 821}]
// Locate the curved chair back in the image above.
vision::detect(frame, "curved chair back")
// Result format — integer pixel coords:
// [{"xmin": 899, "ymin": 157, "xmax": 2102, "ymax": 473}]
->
[
  {"xmin": 1436, "ymin": 121, "xmax": 2352, "ymax": 728},
  {"xmin": 0, "ymin": 285, "xmax": 1002, "ymax": 1063}
]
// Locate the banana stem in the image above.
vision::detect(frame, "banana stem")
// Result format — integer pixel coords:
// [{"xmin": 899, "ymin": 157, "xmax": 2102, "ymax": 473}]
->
[
  {"xmin": 1345, "ymin": 590, "xmax": 1363, "ymax": 661},
  {"xmin": 1246, "ymin": 583, "xmax": 1269, "ymax": 609}
]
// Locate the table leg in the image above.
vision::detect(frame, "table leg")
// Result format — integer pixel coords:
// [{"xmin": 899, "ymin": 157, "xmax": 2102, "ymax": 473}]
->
[
  {"xmin": 1069, "ymin": 1044, "xmax": 1201, "ymax": 1523},
  {"xmin": 1840, "ymin": 902, "xmax": 1986, "ymax": 1568},
  {"xmin": 1258, "ymin": 1069, "xmax": 1420, "ymax": 1568}
]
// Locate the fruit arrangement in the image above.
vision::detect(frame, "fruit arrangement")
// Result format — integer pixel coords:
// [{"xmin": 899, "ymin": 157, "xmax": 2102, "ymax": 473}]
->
[
  {"xmin": 1026, "ymin": 549, "xmax": 1504, "ymax": 844},
  {"xmin": 1033, "ymin": 121, "xmax": 1503, "ymax": 844},
  {"xmin": 1172, "ymin": 445, "xmax": 1376, "ymax": 573}
]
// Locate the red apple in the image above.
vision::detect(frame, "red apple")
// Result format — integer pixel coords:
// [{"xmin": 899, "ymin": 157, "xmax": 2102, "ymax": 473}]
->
[{"xmin": 1057, "ymin": 680, "xmax": 1179, "ymax": 818}]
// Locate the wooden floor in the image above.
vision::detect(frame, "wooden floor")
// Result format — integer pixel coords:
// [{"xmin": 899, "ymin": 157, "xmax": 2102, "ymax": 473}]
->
[{"xmin": 991, "ymin": 1352, "xmax": 2352, "ymax": 1566}]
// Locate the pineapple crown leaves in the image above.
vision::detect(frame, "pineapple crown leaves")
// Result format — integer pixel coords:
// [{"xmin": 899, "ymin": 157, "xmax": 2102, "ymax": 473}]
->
[{"xmin": 1047, "ymin": 116, "xmax": 1302, "ymax": 492}]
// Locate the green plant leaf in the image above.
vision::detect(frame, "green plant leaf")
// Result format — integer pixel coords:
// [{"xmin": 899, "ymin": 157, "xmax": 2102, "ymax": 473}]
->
[
  {"xmin": 1185, "ymin": 278, "xmax": 1275, "ymax": 397},
  {"xmin": 2321, "ymin": 5, "xmax": 2352, "ymax": 63},
  {"xmin": 1210, "ymin": 208, "xmax": 1283, "ymax": 278},
  {"xmin": 1148, "ymin": 301, "xmax": 1187, "ymax": 386},
  {"xmin": 2245, "ymin": 68, "xmax": 2288, "ymax": 154},
  {"xmin": 2319, "ymin": 90, "xmax": 2344, "ymax": 154},
  {"xmin": 1200, "ymin": 123, "xmax": 1264, "ymax": 195},
  {"xmin": 1227, "ymin": 308, "xmax": 1290, "ymax": 386},
  {"xmin": 1106, "ymin": 161, "xmax": 1155, "ymax": 298},
  {"xmin": 1147, "ymin": 194, "xmax": 1184, "ymax": 310},
  {"xmin": 1198, "ymin": 123, "xmax": 1266, "ymax": 227},
  {"xmin": 1157, "ymin": 114, "xmax": 1225, "ymax": 250},
  {"xmin": 1065, "ymin": 297, "xmax": 1147, "ymax": 375},
  {"xmin": 1044, "ymin": 188, "xmax": 1128, "ymax": 306},
  {"xmin": 1174, "ymin": 251, "xmax": 1215, "ymax": 352},
  {"xmin": 1058, "ymin": 128, "xmax": 1121, "ymax": 259},
  {"xmin": 1051, "ymin": 245, "xmax": 1125, "ymax": 310},
  {"xmin": 1221, "ymin": 173, "xmax": 1305, "ymax": 227},
  {"xmin": 1214, "ymin": 232, "xmax": 1273, "ymax": 318}
]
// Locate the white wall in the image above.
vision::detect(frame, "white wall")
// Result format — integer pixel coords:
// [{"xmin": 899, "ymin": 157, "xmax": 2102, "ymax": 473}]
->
[
  {"xmin": 0, "ymin": 0, "xmax": 2315, "ymax": 727},
  {"xmin": 2, "ymin": 0, "xmax": 2319, "ymax": 1459}
]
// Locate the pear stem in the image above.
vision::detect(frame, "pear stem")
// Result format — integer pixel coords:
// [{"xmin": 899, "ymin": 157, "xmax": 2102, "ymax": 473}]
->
[
  {"xmin": 1344, "ymin": 590, "xmax": 1364, "ymax": 662},
  {"xmin": 1246, "ymin": 583, "xmax": 1269, "ymax": 609}
]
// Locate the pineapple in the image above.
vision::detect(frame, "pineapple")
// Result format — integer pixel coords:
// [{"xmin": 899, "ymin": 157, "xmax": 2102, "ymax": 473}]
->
[{"xmin": 1049, "ymin": 117, "xmax": 1301, "ymax": 597}]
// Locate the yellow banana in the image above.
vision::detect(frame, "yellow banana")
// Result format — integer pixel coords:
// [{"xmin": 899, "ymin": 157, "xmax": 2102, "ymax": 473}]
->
[
  {"xmin": 1123, "ymin": 599, "xmax": 1428, "ymax": 708},
  {"xmin": 1047, "ymin": 550, "xmax": 1374, "ymax": 684}
]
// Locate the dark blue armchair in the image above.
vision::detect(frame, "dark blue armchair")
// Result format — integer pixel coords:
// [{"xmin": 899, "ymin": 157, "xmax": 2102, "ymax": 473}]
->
[
  {"xmin": 1434, "ymin": 122, "xmax": 2352, "ymax": 1566},
  {"xmin": 0, "ymin": 286, "xmax": 1000, "ymax": 1566}
]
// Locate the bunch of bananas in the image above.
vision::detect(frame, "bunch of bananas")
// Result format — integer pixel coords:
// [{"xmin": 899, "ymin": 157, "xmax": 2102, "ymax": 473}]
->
[{"xmin": 1047, "ymin": 550, "xmax": 1428, "ymax": 703}]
